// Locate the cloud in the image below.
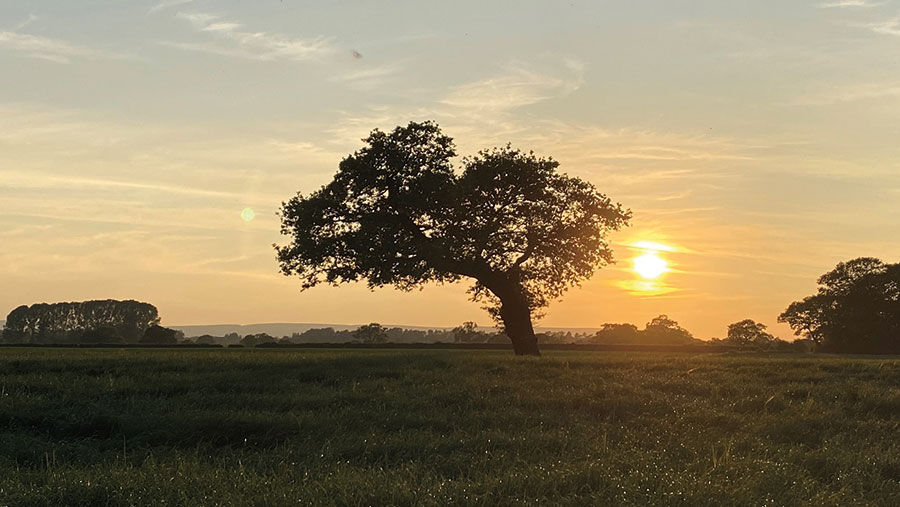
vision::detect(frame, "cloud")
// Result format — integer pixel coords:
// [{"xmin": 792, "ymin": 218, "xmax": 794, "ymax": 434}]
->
[
  {"xmin": 149, "ymin": 0, "xmax": 194, "ymax": 14},
  {"xmin": 868, "ymin": 15, "xmax": 900, "ymax": 35},
  {"xmin": 440, "ymin": 62, "xmax": 584, "ymax": 113},
  {"xmin": 13, "ymin": 13, "xmax": 38, "ymax": 30},
  {"xmin": 325, "ymin": 59, "xmax": 754, "ymax": 174},
  {"xmin": 820, "ymin": 0, "xmax": 887, "ymax": 7},
  {"xmin": 163, "ymin": 11, "xmax": 335, "ymax": 62},
  {"xmin": 0, "ymin": 30, "xmax": 127, "ymax": 63},
  {"xmin": 792, "ymin": 81, "xmax": 900, "ymax": 105},
  {"xmin": 328, "ymin": 60, "xmax": 408, "ymax": 91},
  {"xmin": 1, "ymin": 170, "xmax": 239, "ymax": 199}
]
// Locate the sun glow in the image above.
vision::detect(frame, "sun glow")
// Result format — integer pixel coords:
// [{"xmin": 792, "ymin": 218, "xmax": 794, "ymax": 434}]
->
[
  {"xmin": 630, "ymin": 240, "xmax": 676, "ymax": 253},
  {"xmin": 633, "ymin": 252, "xmax": 669, "ymax": 279}
]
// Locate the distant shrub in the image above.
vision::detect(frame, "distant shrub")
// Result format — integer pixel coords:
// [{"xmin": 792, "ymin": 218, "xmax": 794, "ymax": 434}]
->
[
  {"xmin": 240, "ymin": 334, "xmax": 279, "ymax": 347},
  {"xmin": 80, "ymin": 327, "xmax": 125, "ymax": 344},
  {"xmin": 139, "ymin": 325, "xmax": 180, "ymax": 345}
]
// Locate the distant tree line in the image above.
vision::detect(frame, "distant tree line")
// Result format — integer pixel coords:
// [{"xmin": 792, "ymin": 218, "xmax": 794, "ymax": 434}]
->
[
  {"xmin": 1, "ymin": 300, "xmax": 180, "ymax": 344},
  {"xmin": 0, "ymin": 304, "xmax": 801, "ymax": 351},
  {"xmin": 6, "ymin": 257, "xmax": 896, "ymax": 353}
]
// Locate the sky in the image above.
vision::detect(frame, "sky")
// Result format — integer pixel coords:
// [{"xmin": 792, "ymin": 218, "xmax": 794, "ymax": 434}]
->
[{"xmin": 2, "ymin": 0, "xmax": 900, "ymax": 339}]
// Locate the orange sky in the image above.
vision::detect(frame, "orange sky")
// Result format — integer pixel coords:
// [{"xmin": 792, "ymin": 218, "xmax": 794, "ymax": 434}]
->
[{"xmin": 3, "ymin": 1, "xmax": 900, "ymax": 339}]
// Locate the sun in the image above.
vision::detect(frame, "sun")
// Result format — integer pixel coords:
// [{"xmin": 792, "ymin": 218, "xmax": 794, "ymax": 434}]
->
[{"xmin": 633, "ymin": 252, "xmax": 669, "ymax": 279}]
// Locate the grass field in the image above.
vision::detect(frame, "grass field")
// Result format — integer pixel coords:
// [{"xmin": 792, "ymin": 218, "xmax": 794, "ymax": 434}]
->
[{"xmin": 1, "ymin": 348, "xmax": 900, "ymax": 506}]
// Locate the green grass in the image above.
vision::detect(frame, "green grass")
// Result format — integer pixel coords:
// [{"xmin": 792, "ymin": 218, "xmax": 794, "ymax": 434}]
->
[{"xmin": 1, "ymin": 348, "xmax": 900, "ymax": 506}]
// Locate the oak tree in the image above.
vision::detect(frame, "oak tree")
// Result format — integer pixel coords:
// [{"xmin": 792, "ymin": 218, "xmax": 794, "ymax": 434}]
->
[{"xmin": 276, "ymin": 121, "xmax": 630, "ymax": 355}]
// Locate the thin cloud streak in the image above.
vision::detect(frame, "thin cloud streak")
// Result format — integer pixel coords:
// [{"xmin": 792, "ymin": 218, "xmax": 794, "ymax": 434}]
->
[
  {"xmin": 868, "ymin": 15, "xmax": 900, "ymax": 35},
  {"xmin": 13, "ymin": 14, "xmax": 38, "ymax": 30},
  {"xmin": 149, "ymin": 0, "xmax": 194, "ymax": 14},
  {"xmin": 164, "ymin": 11, "xmax": 335, "ymax": 62},
  {"xmin": 440, "ymin": 64, "xmax": 584, "ymax": 113},
  {"xmin": 328, "ymin": 60, "xmax": 409, "ymax": 90},
  {"xmin": 820, "ymin": 0, "xmax": 887, "ymax": 7},
  {"xmin": 791, "ymin": 82, "xmax": 900, "ymax": 105},
  {"xmin": 2, "ymin": 170, "xmax": 239, "ymax": 199},
  {"xmin": 0, "ymin": 31, "xmax": 127, "ymax": 63}
]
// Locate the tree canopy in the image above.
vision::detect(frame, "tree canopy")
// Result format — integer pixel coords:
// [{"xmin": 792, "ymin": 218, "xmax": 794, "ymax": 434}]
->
[
  {"xmin": 640, "ymin": 315, "xmax": 696, "ymax": 345},
  {"xmin": 139, "ymin": 325, "xmax": 181, "ymax": 345},
  {"xmin": 353, "ymin": 323, "xmax": 389, "ymax": 344},
  {"xmin": 276, "ymin": 121, "xmax": 630, "ymax": 355},
  {"xmin": 779, "ymin": 257, "xmax": 900, "ymax": 353},
  {"xmin": 590, "ymin": 323, "xmax": 641, "ymax": 344},
  {"xmin": 3, "ymin": 300, "xmax": 160, "ymax": 344},
  {"xmin": 725, "ymin": 319, "xmax": 775, "ymax": 347}
]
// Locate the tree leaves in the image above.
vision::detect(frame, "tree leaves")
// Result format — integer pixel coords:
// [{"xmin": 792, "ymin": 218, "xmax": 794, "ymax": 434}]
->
[{"xmin": 276, "ymin": 121, "xmax": 631, "ymax": 332}]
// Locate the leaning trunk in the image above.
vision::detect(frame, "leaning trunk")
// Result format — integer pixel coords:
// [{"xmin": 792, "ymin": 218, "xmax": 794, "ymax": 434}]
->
[{"xmin": 497, "ymin": 291, "xmax": 540, "ymax": 356}]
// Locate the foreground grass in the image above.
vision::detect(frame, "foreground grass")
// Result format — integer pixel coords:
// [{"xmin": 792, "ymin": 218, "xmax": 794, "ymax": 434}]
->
[{"xmin": 1, "ymin": 349, "xmax": 899, "ymax": 506}]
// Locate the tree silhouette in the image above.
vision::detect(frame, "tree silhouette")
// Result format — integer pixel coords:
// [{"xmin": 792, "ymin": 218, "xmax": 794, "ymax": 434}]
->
[
  {"xmin": 779, "ymin": 257, "xmax": 900, "ymax": 353},
  {"xmin": 726, "ymin": 319, "xmax": 775, "ymax": 347},
  {"xmin": 276, "ymin": 121, "xmax": 630, "ymax": 355},
  {"xmin": 139, "ymin": 324, "xmax": 179, "ymax": 345},
  {"xmin": 3, "ymin": 300, "xmax": 159, "ymax": 344},
  {"xmin": 353, "ymin": 323, "xmax": 389, "ymax": 344},
  {"xmin": 80, "ymin": 326, "xmax": 125, "ymax": 344},
  {"xmin": 452, "ymin": 321, "xmax": 483, "ymax": 343},
  {"xmin": 589, "ymin": 323, "xmax": 640, "ymax": 344},
  {"xmin": 641, "ymin": 315, "xmax": 695, "ymax": 345},
  {"xmin": 240, "ymin": 333, "xmax": 278, "ymax": 347}
]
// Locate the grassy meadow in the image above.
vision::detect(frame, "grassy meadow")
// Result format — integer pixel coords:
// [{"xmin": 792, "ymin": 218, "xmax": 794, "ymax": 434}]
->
[{"xmin": 1, "ymin": 348, "xmax": 900, "ymax": 506}]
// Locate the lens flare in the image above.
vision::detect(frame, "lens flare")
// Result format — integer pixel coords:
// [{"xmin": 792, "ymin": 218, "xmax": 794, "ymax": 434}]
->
[{"xmin": 240, "ymin": 207, "xmax": 255, "ymax": 222}]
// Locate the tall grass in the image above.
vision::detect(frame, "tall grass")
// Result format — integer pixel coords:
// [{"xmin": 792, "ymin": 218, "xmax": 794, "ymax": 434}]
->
[{"xmin": 1, "ymin": 348, "xmax": 899, "ymax": 505}]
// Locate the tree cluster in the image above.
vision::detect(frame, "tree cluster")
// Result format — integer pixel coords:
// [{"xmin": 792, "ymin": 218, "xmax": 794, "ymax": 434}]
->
[
  {"xmin": 139, "ymin": 325, "xmax": 185, "ymax": 345},
  {"xmin": 587, "ymin": 315, "xmax": 697, "ymax": 345},
  {"xmin": 2, "ymin": 300, "xmax": 161, "ymax": 344},
  {"xmin": 779, "ymin": 257, "xmax": 900, "ymax": 354}
]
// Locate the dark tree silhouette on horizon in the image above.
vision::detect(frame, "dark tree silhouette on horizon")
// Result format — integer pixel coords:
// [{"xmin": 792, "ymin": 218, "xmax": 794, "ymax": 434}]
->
[
  {"xmin": 139, "ymin": 324, "xmax": 180, "ymax": 345},
  {"xmin": 779, "ymin": 257, "xmax": 900, "ymax": 353},
  {"xmin": 353, "ymin": 323, "xmax": 389, "ymax": 344},
  {"xmin": 725, "ymin": 319, "xmax": 775, "ymax": 347},
  {"xmin": 640, "ymin": 315, "xmax": 696, "ymax": 345},
  {"xmin": 3, "ymin": 300, "xmax": 160, "ymax": 344},
  {"xmin": 276, "ymin": 121, "xmax": 630, "ymax": 355}
]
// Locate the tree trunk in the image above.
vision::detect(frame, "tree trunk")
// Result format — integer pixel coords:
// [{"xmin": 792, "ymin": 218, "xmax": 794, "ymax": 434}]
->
[{"xmin": 497, "ymin": 290, "xmax": 540, "ymax": 356}]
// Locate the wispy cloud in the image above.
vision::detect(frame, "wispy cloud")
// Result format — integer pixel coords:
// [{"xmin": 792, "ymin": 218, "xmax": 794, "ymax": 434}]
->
[
  {"xmin": 149, "ymin": 0, "xmax": 194, "ymax": 14},
  {"xmin": 13, "ymin": 13, "xmax": 38, "ymax": 30},
  {"xmin": 440, "ymin": 60, "xmax": 584, "ymax": 113},
  {"xmin": 820, "ymin": 0, "xmax": 887, "ymax": 7},
  {"xmin": 868, "ymin": 15, "xmax": 900, "ymax": 35},
  {"xmin": 792, "ymin": 81, "xmax": 900, "ymax": 105},
  {"xmin": 162, "ymin": 11, "xmax": 335, "ymax": 62},
  {"xmin": 328, "ymin": 60, "xmax": 408, "ymax": 91},
  {"xmin": 1, "ymin": 170, "xmax": 239, "ymax": 199},
  {"xmin": 326, "ymin": 58, "xmax": 753, "ymax": 172},
  {"xmin": 0, "ymin": 30, "xmax": 127, "ymax": 63}
]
